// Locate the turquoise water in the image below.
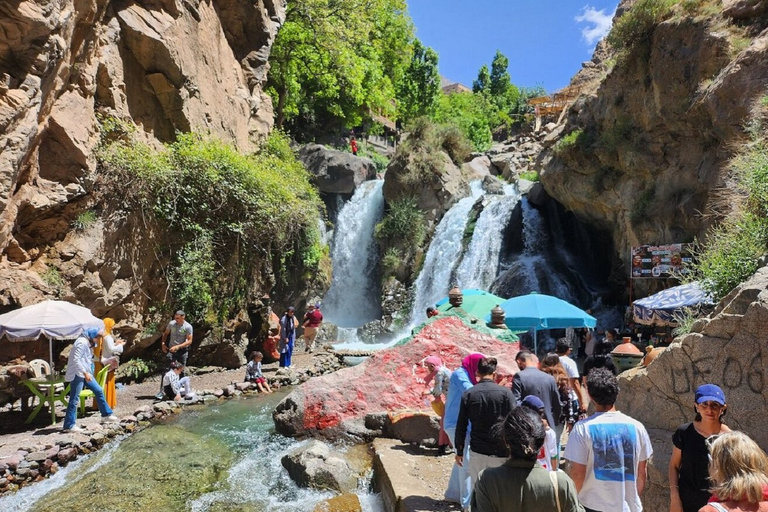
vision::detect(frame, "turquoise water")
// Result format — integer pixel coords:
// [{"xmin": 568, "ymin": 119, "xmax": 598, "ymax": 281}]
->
[{"xmin": 0, "ymin": 392, "xmax": 382, "ymax": 512}]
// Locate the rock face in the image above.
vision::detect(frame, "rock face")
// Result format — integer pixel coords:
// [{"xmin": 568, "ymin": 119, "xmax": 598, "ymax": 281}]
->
[
  {"xmin": 618, "ymin": 266, "xmax": 768, "ymax": 448},
  {"xmin": 298, "ymin": 144, "xmax": 377, "ymax": 195},
  {"xmin": 539, "ymin": 4, "xmax": 768, "ymax": 287},
  {"xmin": 273, "ymin": 315, "xmax": 523, "ymax": 441},
  {"xmin": 383, "ymin": 149, "xmax": 469, "ymax": 223},
  {"xmin": 281, "ymin": 440, "xmax": 359, "ymax": 493},
  {"xmin": 0, "ymin": 1, "xmax": 287, "ymax": 363}
]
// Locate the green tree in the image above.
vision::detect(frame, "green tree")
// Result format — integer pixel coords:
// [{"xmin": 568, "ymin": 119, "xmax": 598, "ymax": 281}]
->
[
  {"xmin": 396, "ymin": 39, "xmax": 441, "ymax": 122},
  {"xmin": 472, "ymin": 64, "xmax": 490, "ymax": 94},
  {"xmin": 267, "ymin": 0, "xmax": 413, "ymax": 135},
  {"xmin": 432, "ymin": 91, "xmax": 493, "ymax": 151},
  {"xmin": 489, "ymin": 50, "xmax": 512, "ymax": 97}
]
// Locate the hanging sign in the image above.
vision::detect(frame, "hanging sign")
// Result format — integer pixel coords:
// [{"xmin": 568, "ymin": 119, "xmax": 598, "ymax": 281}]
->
[{"xmin": 630, "ymin": 243, "xmax": 693, "ymax": 279}]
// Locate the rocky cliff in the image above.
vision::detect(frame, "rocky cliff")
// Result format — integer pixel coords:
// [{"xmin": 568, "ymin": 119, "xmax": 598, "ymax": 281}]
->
[
  {"xmin": 538, "ymin": 1, "xmax": 768, "ymax": 292},
  {"xmin": 0, "ymin": 1, "xmax": 286, "ymax": 362}
]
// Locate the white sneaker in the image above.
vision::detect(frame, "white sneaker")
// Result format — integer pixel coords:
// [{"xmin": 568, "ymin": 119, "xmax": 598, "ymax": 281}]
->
[
  {"xmin": 184, "ymin": 392, "xmax": 196, "ymax": 400},
  {"xmin": 101, "ymin": 414, "xmax": 119, "ymax": 423},
  {"xmin": 63, "ymin": 425, "xmax": 85, "ymax": 433}
]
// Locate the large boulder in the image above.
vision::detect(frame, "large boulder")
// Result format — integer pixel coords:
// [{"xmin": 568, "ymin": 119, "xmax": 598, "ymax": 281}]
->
[
  {"xmin": 383, "ymin": 150, "xmax": 469, "ymax": 222},
  {"xmin": 617, "ymin": 266, "xmax": 768, "ymax": 448},
  {"xmin": 273, "ymin": 315, "xmax": 522, "ymax": 441},
  {"xmin": 281, "ymin": 440, "xmax": 359, "ymax": 493},
  {"xmin": 298, "ymin": 144, "xmax": 377, "ymax": 195}
]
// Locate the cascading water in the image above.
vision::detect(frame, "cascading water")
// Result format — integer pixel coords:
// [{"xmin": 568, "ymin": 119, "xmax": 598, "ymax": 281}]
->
[
  {"xmin": 323, "ymin": 180, "xmax": 385, "ymax": 328},
  {"xmin": 408, "ymin": 181, "xmax": 484, "ymax": 325},
  {"xmin": 0, "ymin": 393, "xmax": 384, "ymax": 512},
  {"xmin": 453, "ymin": 184, "xmax": 520, "ymax": 290}
]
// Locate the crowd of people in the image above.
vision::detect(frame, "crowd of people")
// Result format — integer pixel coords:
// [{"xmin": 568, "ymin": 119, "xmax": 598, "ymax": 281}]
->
[
  {"xmin": 417, "ymin": 338, "xmax": 768, "ymax": 512},
  {"xmin": 62, "ymin": 301, "xmax": 323, "ymax": 432}
]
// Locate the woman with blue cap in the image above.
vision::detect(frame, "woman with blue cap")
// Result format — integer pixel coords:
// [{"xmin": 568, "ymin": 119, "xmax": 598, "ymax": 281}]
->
[
  {"xmin": 669, "ymin": 383, "xmax": 731, "ymax": 512},
  {"xmin": 62, "ymin": 327, "xmax": 118, "ymax": 432}
]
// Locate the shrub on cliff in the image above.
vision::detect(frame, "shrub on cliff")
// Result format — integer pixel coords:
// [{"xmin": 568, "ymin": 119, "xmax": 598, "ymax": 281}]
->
[
  {"xmin": 99, "ymin": 127, "xmax": 325, "ymax": 321},
  {"xmin": 607, "ymin": 0, "xmax": 675, "ymax": 56},
  {"xmin": 686, "ymin": 104, "xmax": 768, "ymax": 299}
]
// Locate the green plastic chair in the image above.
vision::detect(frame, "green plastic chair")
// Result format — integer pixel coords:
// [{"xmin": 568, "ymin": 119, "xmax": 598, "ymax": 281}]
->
[{"xmin": 78, "ymin": 366, "xmax": 111, "ymax": 416}]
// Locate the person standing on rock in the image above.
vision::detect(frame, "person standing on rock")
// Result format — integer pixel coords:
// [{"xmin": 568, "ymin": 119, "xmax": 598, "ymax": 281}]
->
[
  {"xmin": 564, "ymin": 368, "xmax": 652, "ymax": 512},
  {"xmin": 455, "ymin": 357, "xmax": 517, "ymax": 498},
  {"xmin": 513, "ymin": 350, "xmax": 562, "ymax": 444},
  {"xmin": 669, "ymin": 384, "xmax": 730, "ymax": 512},
  {"xmin": 279, "ymin": 306, "xmax": 298, "ymax": 367},
  {"xmin": 420, "ymin": 355, "xmax": 452, "ymax": 454},
  {"xmin": 350, "ymin": 136, "xmax": 358, "ymax": 155},
  {"xmin": 62, "ymin": 327, "xmax": 118, "ymax": 432},
  {"xmin": 302, "ymin": 303, "xmax": 323, "ymax": 353},
  {"xmin": 444, "ymin": 353, "xmax": 485, "ymax": 510},
  {"xmin": 471, "ymin": 407, "xmax": 584, "ymax": 512},
  {"xmin": 156, "ymin": 310, "xmax": 193, "ymax": 400}
]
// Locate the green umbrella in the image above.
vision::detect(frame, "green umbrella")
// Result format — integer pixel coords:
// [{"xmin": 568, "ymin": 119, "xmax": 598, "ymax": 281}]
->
[{"xmin": 437, "ymin": 290, "xmax": 506, "ymax": 319}]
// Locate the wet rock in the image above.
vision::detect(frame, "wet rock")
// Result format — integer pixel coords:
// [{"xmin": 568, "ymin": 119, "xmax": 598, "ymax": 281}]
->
[
  {"xmin": 281, "ymin": 440, "xmax": 358, "ymax": 493},
  {"xmin": 223, "ymin": 384, "xmax": 236, "ymax": 397},
  {"xmin": 235, "ymin": 382, "xmax": 251, "ymax": 392},
  {"xmin": 90, "ymin": 433, "xmax": 107, "ymax": 446},
  {"xmin": 153, "ymin": 402, "xmax": 173, "ymax": 414},
  {"xmin": 313, "ymin": 493, "xmax": 363, "ymax": 512}
]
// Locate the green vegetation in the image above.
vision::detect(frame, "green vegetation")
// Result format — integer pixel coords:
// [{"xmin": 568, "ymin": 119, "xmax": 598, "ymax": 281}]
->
[
  {"xmin": 380, "ymin": 247, "xmax": 403, "ymax": 279},
  {"xmin": 115, "ymin": 358, "xmax": 157, "ymax": 384},
  {"xmin": 375, "ymin": 197, "xmax": 426, "ymax": 249},
  {"xmin": 672, "ymin": 307, "xmax": 697, "ymax": 336},
  {"xmin": 554, "ymin": 128, "xmax": 587, "ymax": 154},
  {"xmin": 267, "ymin": 0, "xmax": 412, "ymax": 135},
  {"xmin": 99, "ymin": 122, "xmax": 324, "ymax": 321},
  {"xmin": 397, "ymin": 39, "xmax": 441, "ymax": 122},
  {"xmin": 519, "ymin": 171, "xmax": 540, "ymax": 182},
  {"xmin": 72, "ymin": 210, "xmax": 97, "ymax": 231},
  {"xmin": 41, "ymin": 267, "xmax": 65, "ymax": 297},
  {"xmin": 607, "ymin": 0, "xmax": 675, "ymax": 56},
  {"xmin": 394, "ymin": 117, "xmax": 472, "ymax": 186},
  {"xmin": 684, "ymin": 106, "xmax": 768, "ymax": 300},
  {"xmin": 631, "ymin": 185, "xmax": 657, "ymax": 224}
]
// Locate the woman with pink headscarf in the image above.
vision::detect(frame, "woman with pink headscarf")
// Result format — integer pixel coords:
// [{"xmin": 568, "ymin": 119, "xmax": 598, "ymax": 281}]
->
[
  {"xmin": 421, "ymin": 355, "xmax": 453, "ymax": 453},
  {"xmin": 444, "ymin": 353, "xmax": 485, "ymax": 510}
]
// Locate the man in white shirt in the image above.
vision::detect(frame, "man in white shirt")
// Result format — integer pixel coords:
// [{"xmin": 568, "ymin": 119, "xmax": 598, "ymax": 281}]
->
[
  {"xmin": 565, "ymin": 368, "xmax": 652, "ymax": 512},
  {"xmin": 62, "ymin": 327, "xmax": 118, "ymax": 432},
  {"xmin": 557, "ymin": 337, "xmax": 587, "ymax": 428}
]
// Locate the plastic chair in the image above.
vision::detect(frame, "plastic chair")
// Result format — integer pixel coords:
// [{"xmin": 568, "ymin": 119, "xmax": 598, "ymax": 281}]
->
[
  {"xmin": 28, "ymin": 358, "xmax": 65, "ymax": 394},
  {"xmin": 78, "ymin": 366, "xmax": 111, "ymax": 416}
]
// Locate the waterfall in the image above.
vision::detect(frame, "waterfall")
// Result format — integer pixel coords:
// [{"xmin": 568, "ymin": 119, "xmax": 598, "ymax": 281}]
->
[
  {"xmin": 323, "ymin": 180, "xmax": 385, "ymax": 328},
  {"xmin": 453, "ymin": 184, "xmax": 521, "ymax": 290},
  {"xmin": 408, "ymin": 181, "xmax": 484, "ymax": 324}
]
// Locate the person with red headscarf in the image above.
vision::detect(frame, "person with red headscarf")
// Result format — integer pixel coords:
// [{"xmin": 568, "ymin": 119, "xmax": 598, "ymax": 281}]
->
[
  {"xmin": 420, "ymin": 355, "xmax": 453, "ymax": 453},
  {"xmin": 443, "ymin": 353, "xmax": 485, "ymax": 510}
]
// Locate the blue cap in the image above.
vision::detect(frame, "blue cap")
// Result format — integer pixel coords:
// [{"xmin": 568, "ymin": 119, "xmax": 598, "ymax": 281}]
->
[
  {"xmin": 521, "ymin": 395, "xmax": 545, "ymax": 410},
  {"xmin": 84, "ymin": 327, "xmax": 101, "ymax": 340},
  {"xmin": 695, "ymin": 384, "xmax": 726, "ymax": 405}
]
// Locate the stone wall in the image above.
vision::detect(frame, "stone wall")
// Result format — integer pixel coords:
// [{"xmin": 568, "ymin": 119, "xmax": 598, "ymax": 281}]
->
[{"xmin": 618, "ymin": 266, "xmax": 768, "ymax": 446}]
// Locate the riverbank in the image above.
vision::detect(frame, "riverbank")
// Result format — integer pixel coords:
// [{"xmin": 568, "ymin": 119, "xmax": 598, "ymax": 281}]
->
[{"xmin": 0, "ymin": 350, "xmax": 337, "ymax": 495}]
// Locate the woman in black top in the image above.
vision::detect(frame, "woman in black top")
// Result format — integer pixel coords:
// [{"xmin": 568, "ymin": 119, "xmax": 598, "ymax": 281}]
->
[
  {"xmin": 669, "ymin": 384, "xmax": 730, "ymax": 512},
  {"xmin": 581, "ymin": 340, "xmax": 618, "ymax": 384}
]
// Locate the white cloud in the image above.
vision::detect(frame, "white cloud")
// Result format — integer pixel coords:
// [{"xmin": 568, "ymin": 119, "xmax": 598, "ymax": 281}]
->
[{"xmin": 575, "ymin": 6, "xmax": 615, "ymax": 46}]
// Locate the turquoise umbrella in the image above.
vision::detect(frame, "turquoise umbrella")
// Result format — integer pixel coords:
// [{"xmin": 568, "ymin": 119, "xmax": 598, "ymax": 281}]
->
[{"xmin": 485, "ymin": 292, "xmax": 596, "ymax": 354}]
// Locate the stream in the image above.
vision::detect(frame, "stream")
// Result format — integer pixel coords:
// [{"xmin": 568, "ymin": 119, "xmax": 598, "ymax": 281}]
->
[{"xmin": 0, "ymin": 392, "xmax": 382, "ymax": 512}]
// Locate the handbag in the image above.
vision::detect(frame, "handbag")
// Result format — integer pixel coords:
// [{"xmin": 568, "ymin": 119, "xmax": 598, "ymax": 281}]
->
[{"xmin": 549, "ymin": 470, "xmax": 562, "ymax": 512}]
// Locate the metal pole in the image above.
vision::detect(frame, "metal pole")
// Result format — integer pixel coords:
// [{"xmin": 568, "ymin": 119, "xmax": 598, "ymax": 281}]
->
[{"xmin": 534, "ymin": 328, "xmax": 538, "ymax": 356}]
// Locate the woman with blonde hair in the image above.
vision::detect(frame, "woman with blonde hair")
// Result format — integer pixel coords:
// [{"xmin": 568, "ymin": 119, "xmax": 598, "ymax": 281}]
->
[
  {"xmin": 701, "ymin": 431, "xmax": 768, "ymax": 512},
  {"xmin": 99, "ymin": 317, "xmax": 125, "ymax": 408}
]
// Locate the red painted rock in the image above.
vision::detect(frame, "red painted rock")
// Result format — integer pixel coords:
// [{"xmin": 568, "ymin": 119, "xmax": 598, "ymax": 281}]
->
[
  {"xmin": 273, "ymin": 316, "xmax": 522, "ymax": 440},
  {"xmin": 57, "ymin": 447, "xmax": 78, "ymax": 462}
]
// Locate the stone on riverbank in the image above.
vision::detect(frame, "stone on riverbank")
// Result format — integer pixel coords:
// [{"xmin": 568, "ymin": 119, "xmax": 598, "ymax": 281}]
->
[
  {"xmin": 273, "ymin": 316, "xmax": 521, "ymax": 441},
  {"xmin": 281, "ymin": 440, "xmax": 359, "ymax": 493}
]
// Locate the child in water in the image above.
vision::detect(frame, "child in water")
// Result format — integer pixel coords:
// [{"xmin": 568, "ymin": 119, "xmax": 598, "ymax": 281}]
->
[{"xmin": 245, "ymin": 351, "xmax": 272, "ymax": 393}]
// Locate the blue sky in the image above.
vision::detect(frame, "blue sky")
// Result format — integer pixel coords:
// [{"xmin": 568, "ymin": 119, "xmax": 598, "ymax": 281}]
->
[{"xmin": 407, "ymin": 1, "xmax": 619, "ymax": 93}]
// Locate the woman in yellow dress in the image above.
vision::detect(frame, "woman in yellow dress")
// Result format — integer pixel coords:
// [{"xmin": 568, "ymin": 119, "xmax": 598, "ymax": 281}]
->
[{"xmin": 97, "ymin": 318, "xmax": 125, "ymax": 408}]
